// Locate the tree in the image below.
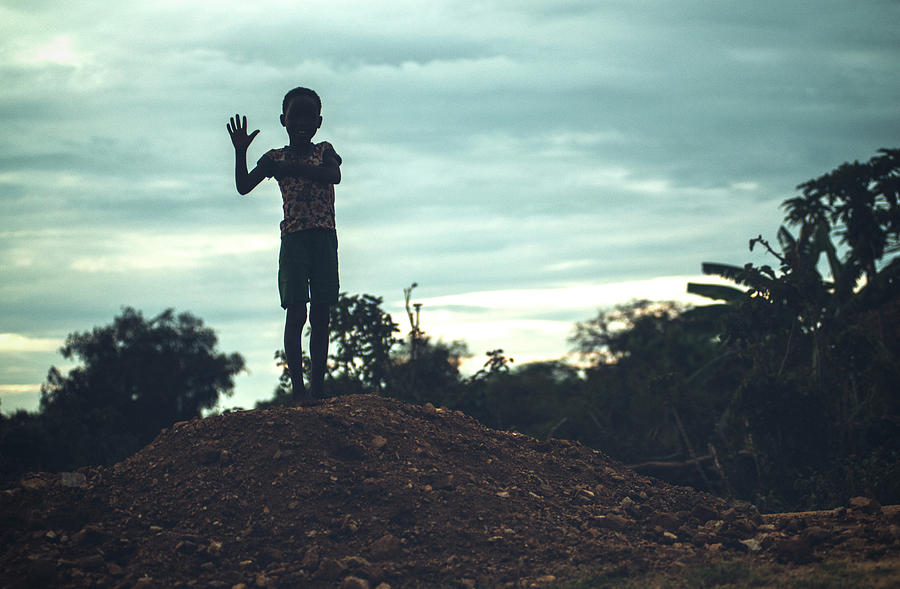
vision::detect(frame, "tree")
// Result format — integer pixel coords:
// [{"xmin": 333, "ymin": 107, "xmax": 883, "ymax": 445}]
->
[
  {"xmin": 2, "ymin": 307, "xmax": 245, "ymax": 477},
  {"xmin": 571, "ymin": 300, "xmax": 740, "ymax": 479},
  {"xmin": 687, "ymin": 148, "xmax": 900, "ymax": 510}
]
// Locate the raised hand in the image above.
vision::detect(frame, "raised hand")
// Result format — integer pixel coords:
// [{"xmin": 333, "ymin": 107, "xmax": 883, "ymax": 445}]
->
[{"xmin": 227, "ymin": 114, "xmax": 260, "ymax": 152}]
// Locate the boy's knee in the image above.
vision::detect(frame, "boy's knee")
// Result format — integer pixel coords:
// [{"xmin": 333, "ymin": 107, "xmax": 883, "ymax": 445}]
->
[
  {"xmin": 286, "ymin": 304, "xmax": 308, "ymax": 325},
  {"xmin": 309, "ymin": 304, "xmax": 330, "ymax": 328}
]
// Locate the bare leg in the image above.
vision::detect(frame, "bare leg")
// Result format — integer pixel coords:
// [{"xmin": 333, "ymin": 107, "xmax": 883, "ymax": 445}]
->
[
  {"xmin": 284, "ymin": 304, "xmax": 308, "ymax": 401},
  {"xmin": 309, "ymin": 303, "xmax": 331, "ymax": 398}
]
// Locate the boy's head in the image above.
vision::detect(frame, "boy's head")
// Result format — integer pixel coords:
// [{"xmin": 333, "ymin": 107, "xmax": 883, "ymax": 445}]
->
[
  {"xmin": 282, "ymin": 87, "xmax": 321, "ymax": 114},
  {"xmin": 281, "ymin": 87, "xmax": 322, "ymax": 145}
]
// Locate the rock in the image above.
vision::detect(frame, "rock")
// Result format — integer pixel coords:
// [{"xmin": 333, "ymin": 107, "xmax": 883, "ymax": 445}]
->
[
  {"xmin": 77, "ymin": 554, "xmax": 105, "ymax": 571},
  {"xmin": 60, "ymin": 472, "xmax": 87, "ymax": 488},
  {"xmin": 802, "ymin": 525, "xmax": 830, "ymax": 546},
  {"xmin": 371, "ymin": 435, "xmax": 388, "ymax": 451},
  {"xmin": 849, "ymin": 496, "xmax": 882, "ymax": 516},
  {"xmin": 207, "ymin": 540, "xmax": 224, "ymax": 557},
  {"xmin": 232, "ymin": 584, "xmax": 248, "ymax": 589},
  {"xmin": 316, "ymin": 558, "xmax": 348, "ymax": 581},
  {"xmin": 20, "ymin": 476, "xmax": 49, "ymax": 490},
  {"xmin": 341, "ymin": 555, "xmax": 373, "ymax": 570},
  {"xmin": 650, "ymin": 512, "xmax": 681, "ymax": 531},
  {"xmin": 773, "ymin": 536, "xmax": 812, "ymax": 563},
  {"xmin": 73, "ymin": 524, "xmax": 111, "ymax": 546},
  {"xmin": 660, "ymin": 531, "xmax": 678, "ymax": 545},
  {"xmin": 534, "ymin": 574, "xmax": 557, "ymax": 584},
  {"xmin": 301, "ymin": 546, "xmax": 320, "ymax": 569},
  {"xmin": 341, "ymin": 576, "xmax": 370, "ymax": 589},
  {"xmin": 370, "ymin": 534, "xmax": 402, "ymax": 561},
  {"xmin": 690, "ymin": 504, "xmax": 720, "ymax": 523},
  {"xmin": 730, "ymin": 518, "xmax": 757, "ymax": 535},
  {"xmin": 107, "ymin": 562, "xmax": 125, "ymax": 576},
  {"xmin": 739, "ymin": 538, "xmax": 762, "ymax": 552},
  {"xmin": 593, "ymin": 514, "xmax": 628, "ymax": 531},
  {"xmin": 374, "ymin": 584, "xmax": 392, "ymax": 589}
]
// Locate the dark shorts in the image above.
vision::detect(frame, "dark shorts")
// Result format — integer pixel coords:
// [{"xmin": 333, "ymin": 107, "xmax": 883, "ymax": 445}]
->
[{"xmin": 278, "ymin": 229, "xmax": 339, "ymax": 308}]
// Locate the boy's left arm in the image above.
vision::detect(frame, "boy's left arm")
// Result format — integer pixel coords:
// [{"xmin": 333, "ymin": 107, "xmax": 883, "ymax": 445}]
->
[{"xmin": 277, "ymin": 148, "xmax": 341, "ymax": 184}]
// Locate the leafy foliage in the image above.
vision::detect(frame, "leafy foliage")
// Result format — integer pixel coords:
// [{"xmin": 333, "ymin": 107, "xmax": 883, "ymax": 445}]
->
[
  {"xmin": 0, "ymin": 308, "xmax": 244, "ymax": 480},
  {"xmin": 686, "ymin": 148, "xmax": 900, "ymax": 509}
]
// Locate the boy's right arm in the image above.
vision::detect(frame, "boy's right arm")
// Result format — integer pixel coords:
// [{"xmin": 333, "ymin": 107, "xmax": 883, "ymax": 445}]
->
[{"xmin": 227, "ymin": 114, "xmax": 268, "ymax": 195}]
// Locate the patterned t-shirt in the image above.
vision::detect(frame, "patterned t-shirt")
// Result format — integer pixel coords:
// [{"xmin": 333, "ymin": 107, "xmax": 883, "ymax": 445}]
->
[{"xmin": 258, "ymin": 142, "xmax": 341, "ymax": 236}]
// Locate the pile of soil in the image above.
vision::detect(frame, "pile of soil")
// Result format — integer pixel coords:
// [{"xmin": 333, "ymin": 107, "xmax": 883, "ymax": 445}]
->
[{"xmin": 1, "ymin": 394, "xmax": 897, "ymax": 588}]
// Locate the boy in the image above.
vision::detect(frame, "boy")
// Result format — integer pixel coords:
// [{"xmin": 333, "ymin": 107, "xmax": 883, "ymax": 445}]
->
[{"xmin": 227, "ymin": 87, "xmax": 342, "ymax": 404}]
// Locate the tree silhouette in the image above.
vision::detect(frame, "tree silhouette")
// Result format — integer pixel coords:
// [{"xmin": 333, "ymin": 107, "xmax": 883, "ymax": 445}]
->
[
  {"xmin": 1, "ymin": 307, "xmax": 244, "ymax": 478},
  {"xmin": 687, "ymin": 148, "xmax": 900, "ymax": 509}
]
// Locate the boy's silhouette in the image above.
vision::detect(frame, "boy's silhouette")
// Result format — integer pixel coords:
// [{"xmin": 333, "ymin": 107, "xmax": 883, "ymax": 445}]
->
[{"xmin": 227, "ymin": 87, "xmax": 342, "ymax": 404}]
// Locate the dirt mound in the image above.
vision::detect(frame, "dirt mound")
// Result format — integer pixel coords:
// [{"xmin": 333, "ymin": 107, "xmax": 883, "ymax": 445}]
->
[{"xmin": 1, "ymin": 394, "xmax": 897, "ymax": 588}]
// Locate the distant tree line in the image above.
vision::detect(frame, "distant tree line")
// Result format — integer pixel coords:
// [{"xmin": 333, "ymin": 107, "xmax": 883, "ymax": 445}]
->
[
  {"xmin": 2, "ymin": 149, "xmax": 896, "ymax": 513},
  {"xmin": 0, "ymin": 309, "xmax": 244, "ymax": 481}
]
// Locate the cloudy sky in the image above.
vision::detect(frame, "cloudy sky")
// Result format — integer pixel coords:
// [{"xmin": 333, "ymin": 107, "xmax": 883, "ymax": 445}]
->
[{"xmin": 2, "ymin": 0, "xmax": 898, "ymax": 413}]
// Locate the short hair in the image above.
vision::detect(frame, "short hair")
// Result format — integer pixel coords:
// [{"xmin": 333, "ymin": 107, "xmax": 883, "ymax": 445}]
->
[{"xmin": 283, "ymin": 87, "xmax": 321, "ymax": 114}]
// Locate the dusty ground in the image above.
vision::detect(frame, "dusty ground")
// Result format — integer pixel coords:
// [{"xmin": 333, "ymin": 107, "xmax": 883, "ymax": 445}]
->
[{"xmin": 1, "ymin": 394, "xmax": 898, "ymax": 588}]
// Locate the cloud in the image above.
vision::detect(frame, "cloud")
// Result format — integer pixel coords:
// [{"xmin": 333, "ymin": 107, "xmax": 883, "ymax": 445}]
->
[
  {"xmin": 0, "ymin": 384, "xmax": 42, "ymax": 395},
  {"xmin": 0, "ymin": 334, "xmax": 60, "ymax": 353}
]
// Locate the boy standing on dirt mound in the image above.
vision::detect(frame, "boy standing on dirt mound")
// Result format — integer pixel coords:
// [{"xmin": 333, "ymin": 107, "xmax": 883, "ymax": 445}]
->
[{"xmin": 227, "ymin": 87, "xmax": 342, "ymax": 405}]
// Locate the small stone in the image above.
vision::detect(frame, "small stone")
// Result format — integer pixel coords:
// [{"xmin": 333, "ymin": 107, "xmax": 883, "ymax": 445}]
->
[
  {"xmin": 370, "ymin": 534, "xmax": 402, "ymax": 560},
  {"xmin": 371, "ymin": 435, "xmax": 388, "ymax": 450},
  {"xmin": 849, "ymin": 496, "xmax": 882, "ymax": 516},
  {"xmin": 374, "ymin": 584, "xmax": 392, "ymax": 589},
  {"xmin": 661, "ymin": 531, "xmax": 678, "ymax": 544},
  {"xmin": 301, "ymin": 546, "xmax": 320, "ymax": 569},
  {"xmin": 651, "ymin": 512, "xmax": 681, "ymax": 531},
  {"xmin": 691, "ymin": 504, "xmax": 720, "ymax": 523},
  {"xmin": 107, "ymin": 562, "xmax": 125, "ymax": 576},
  {"xmin": 802, "ymin": 525, "xmax": 830, "ymax": 546},
  {"xmin": 593, "ymin": 514, "xmax": 628, "ymax": 531},
  {"xmin": 316, "ymin": 558, "xmax": 348, "ymax": 581},
  {"xmin": 731, "ymin": 518, "xmax": 757, "ymax": 535},
  {"xmin": 254, "ymin": 574, "xmax": 271, "ymax": 587},
  {"xmin": 60, "ymin": 472, "xmax": 87, "ymax": 488},
  {"xmin": 534, "ymin": 575, "xmax": 557, "ymax": 584},
  {"xmin": 232, "ymin": 584, "xmax": 248, "ymax": 589},
  {"xmin": 78, "ymin": 554, "xmax": 106, "ymax": 571},
  {"xmin": 340, "ymin": 555, "xmax": 373, "ymax": 570},
  {"xmin": 341, "ymin": 576, "xmax": 370, "ymax": 589},
  {"xmin": 21, "ymin": 476, "xmax": 49, "ymax": 490},
  {"xmin": 773, "ymin": 536, "xmax": 812, "ymax": 563},
  {"xmin": 739, "ymin": 538, "xmax": 762, "ymax": 552}
]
